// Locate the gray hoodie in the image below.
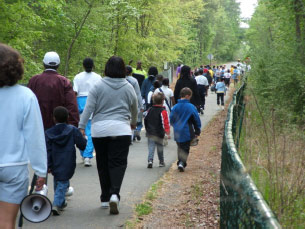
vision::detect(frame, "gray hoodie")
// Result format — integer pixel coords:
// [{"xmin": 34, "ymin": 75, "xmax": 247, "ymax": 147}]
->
[{"xmin": 79, "ymin": 77, "xmax": 138, "ymax": 129}]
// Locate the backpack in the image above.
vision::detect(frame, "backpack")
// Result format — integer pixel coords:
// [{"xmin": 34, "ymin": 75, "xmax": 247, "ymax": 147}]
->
[{"xmin": 211, "ymin": 84, "xmax": 217, "ymax": 92}]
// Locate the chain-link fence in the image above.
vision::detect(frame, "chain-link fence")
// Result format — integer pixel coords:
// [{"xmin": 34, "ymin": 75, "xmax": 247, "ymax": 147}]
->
[{"xmin": 220, "ymin": 78, "xmax": 281, "ymax": 228}]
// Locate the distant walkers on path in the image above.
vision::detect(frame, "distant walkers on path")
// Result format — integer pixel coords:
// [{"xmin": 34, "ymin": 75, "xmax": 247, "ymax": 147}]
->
[
  {"xmin": 215, "ymin": 77, "xmax": 227, "ymax": 110},
  {"xmin": 174, "ymin": 65, "xmax": 200, "ymax": 109},
  {"xmin": 195, "ymin": 68, "xmax": 209, "ymax": 115},
  {"xmin": 73, "ymin": 57, "xmax": 101, "ymax": 167}
]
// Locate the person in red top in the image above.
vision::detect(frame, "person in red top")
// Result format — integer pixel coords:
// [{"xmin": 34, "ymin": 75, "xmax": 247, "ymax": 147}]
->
[
  {"xmin": 144, "ymin": 92, "xmax": 170, "ymax": 168},
  {"xmin": 28, "ymin": 51, "xmax": 79, "ymax": 130}
]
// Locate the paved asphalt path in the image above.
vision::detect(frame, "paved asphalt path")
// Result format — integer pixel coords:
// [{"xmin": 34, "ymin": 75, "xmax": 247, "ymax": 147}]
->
[{"xmin": 21, "ymin": 76, "xmax": 233, "ymax": 228}]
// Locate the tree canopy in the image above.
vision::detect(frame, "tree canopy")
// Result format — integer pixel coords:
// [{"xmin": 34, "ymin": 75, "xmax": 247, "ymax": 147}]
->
[
  {"xmin": 246, "ymin": 0, "xmax": 305, "ymax": 124},
  {"xmin": 0, "ymin": 0, "xmax": 242, "ymax": 82}
]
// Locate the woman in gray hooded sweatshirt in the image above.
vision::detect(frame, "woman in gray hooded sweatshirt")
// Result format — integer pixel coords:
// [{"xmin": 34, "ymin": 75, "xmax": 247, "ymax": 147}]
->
[{"xmin": 79, "ymin": 56, "xmax": 138, "ymax": 215}]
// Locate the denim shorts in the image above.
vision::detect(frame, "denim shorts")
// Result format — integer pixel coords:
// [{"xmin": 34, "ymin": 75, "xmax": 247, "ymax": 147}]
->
[{"xmin": 0, "ymin": 165, "xmax": 29, "ymax": 204}]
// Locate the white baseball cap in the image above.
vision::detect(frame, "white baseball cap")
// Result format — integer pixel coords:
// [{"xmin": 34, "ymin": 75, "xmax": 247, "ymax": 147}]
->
[{"xmin": 43, "ymin": 51, "xmax": 60, "ymax": 66}]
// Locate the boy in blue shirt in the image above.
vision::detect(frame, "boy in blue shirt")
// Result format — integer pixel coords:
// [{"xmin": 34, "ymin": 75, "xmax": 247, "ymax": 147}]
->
[
  {"xmin": 45, "ymin": 106, "xmax": 87, "ymax": 215},
  {"xmin": 170, "ymin": 87, "xmax": 201, "ymax": 172}
]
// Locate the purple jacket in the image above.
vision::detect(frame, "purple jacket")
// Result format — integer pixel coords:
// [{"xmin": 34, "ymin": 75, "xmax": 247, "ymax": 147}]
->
[{"xmin": 28, "ymin": 70, "xmax": 79, "ymax": 129}]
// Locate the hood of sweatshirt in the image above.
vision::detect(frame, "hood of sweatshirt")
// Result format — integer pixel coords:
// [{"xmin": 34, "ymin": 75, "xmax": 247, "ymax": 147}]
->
[
  {"xmin": 103, "ymin": 76, "xmax": 128, "ymax": 90},
  {"xmin": 148, "ymin": 75, "xmax": 155, "ymax": 81},
  {"xmin": 45, "ymin": 123, "xmax": 73, "ymax": 146}
]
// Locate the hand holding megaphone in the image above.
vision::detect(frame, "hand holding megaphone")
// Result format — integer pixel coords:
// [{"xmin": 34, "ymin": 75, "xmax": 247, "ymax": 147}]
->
[
  {"xmin": 35, "ymin": 177, "xmax": 46, "ymax": 191},
  {"xmin": 20, "ymin": 180, "xmax": 52, "ymax": 223}
]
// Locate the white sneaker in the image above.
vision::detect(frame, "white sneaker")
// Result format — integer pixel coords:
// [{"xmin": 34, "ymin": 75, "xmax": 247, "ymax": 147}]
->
[
  {"xmin": 101, "ymin": 202, "xmax": 109, "ymax": 209},
  {"xmin": 109, "ymin": 194, "xmax": 119, "ymax": 214},
  {"xmin": 222, "ymin": 106, "xmax": 225, "ymax": 110},
  {"xmin": 84, "ymin": 158, "xmax": 92, "ymax": 167},
  {"xmin": 65, "ymin": 186, "xmax": 74, "ymax": 197}
]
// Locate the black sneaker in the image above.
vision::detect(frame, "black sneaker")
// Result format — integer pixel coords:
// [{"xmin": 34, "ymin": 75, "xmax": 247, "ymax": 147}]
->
[
  {"xmin": 200, "ymin": 108, "xmax": 204, "ymax": 115},
  {"xmin": 52, "ymin": 206, "xmax": 61, "ymax": 216},
  {"xmin": 178, "ymin": 162, "xmax": 184, "ymax": 172},
  {"xmin": 58, "ymin": 201, "xmax": 67, "ymax": 211},
  {"xmin": 147, "ymin": 161, "xmax": 153, "ymax": 168},
  {"xmin": 136, "ymin": 135, "xmax": 141, "ymax": 141},
  {"xmin": 159, "ymin": 162, "xmax": 165, "ymax": 167}
]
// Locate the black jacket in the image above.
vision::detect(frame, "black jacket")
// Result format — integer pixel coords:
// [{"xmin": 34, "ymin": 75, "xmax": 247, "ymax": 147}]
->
[
  {"xmin": 45, "ymin": 123, "xmax": 87, "ymax": 181},
  {"xmin": 144, "ymin": 105, "xmax": 170, "ymax": 139},
  {"xmin": 174, "ymin": 77, "xmax": 200, "ymax": 107}
]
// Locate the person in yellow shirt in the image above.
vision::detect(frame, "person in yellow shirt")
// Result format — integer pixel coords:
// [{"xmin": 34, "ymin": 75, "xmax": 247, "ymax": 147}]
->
[
  {"xmin": 230, "ymin": 65, "xmax": 234, "ymax": 75},
  {"xmin": 130, "ymin": 60, "xmax": 147, "ymax": 89}
]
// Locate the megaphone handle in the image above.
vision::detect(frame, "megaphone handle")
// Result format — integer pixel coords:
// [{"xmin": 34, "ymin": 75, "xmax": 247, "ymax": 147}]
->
[
  {"xmin": 18, "ymin": 173, "xmax": 37, "ymax": 228},
  {"xmin": 29, "ymin": 174, "xmax": 38, "ymax": 194}
]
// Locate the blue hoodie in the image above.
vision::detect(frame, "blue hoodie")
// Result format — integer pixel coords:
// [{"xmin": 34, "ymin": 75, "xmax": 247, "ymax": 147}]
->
[
  {"xmin": 170, "ymin": 99, "xmax": 201, "ymax": 142},
  {"xmin": 45, "ymin": 123, "xmax": 87, "ymax": 181}
]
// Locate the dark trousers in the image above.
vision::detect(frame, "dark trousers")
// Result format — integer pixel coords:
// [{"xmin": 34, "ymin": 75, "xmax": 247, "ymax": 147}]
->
[
  {"xmin": 224, "ymin": 78, "xmax": 230, "ymax": 87},
  {"xmin": 176, "ymin": 141, "xmax": 190, "ymax": 167},
  {"xmin": 197, "ymin": 85, "xmax": 206, "ymax": 110},
  {"xmin": 217, "ymin": 93, "xmax": 224, "ymax": 105},
  {"xmin": 92, "ymin": 136, "xmax": 131, "ymax": 202}
]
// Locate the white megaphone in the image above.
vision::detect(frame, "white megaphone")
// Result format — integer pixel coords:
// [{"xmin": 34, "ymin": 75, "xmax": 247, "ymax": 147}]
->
[{"xmin": 20, "ymin": 185, "xmax": 52, "ymax": 223}]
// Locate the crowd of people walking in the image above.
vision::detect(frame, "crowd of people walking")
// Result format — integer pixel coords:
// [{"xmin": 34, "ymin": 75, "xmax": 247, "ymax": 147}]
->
[{"xmin": 0, "ymin": 42, "xmax": 245, "ymax": 227}]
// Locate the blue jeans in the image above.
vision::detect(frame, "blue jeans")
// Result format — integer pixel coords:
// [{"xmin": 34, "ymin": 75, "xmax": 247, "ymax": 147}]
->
[
  {"xmin": 77, "ymin": 96, "xmax": 94, "ymax": 158},
  {"xmin": 147, "ymin": 137, "xmax": 164, "ymax": 163},
  {"xmin": 53, "ymin": 178, "xmax": 69, "ymax": 207}
]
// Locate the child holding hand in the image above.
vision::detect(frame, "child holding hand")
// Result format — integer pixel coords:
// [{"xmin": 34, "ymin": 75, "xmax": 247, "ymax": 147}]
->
[{"xmin": 45, "ymin": 106, "xmax": 87, "ymax": 215}]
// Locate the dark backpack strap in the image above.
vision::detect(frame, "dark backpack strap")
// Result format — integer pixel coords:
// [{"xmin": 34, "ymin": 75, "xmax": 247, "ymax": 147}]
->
[
  {"xmin": 158, "ymin": 88, "xmax": 171, "ymax": 112},
  {"xmin": 126, "ymin": 78, "xmax": 132, "ymax": 85}
]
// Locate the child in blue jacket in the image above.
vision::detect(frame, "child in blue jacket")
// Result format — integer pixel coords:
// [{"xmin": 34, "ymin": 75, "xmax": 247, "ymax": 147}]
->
[
  {"xmin": 45, "ymin": 106, "xmax": 87, "ymax": 215},
  {"xmin": 170, "ymin": 87, "xmax": 201, "ymax": 172}
]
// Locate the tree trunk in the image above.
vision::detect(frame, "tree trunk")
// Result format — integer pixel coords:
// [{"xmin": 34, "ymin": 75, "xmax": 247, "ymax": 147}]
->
[
  {"xmin": 64, "ymin": 1, "xmax": 93, "ymax": 77},
  {"xmin": 293, "ymin": 0, "xmax": 304, "ymax": 63}
]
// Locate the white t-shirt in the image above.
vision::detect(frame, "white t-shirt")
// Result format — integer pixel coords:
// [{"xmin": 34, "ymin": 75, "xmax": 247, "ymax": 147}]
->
[
  {"xmin": 224, "ymin": 72, "xmax": 231, "ymax": 79},
  {"xmin": 147, "ymin": 87, "xmax": 173, "ymax": 113},
  {"xmin": 73, "ymin": 71, "xmax": 101, "ymax": 97},
  {"xmin": 195, "ymin": 75, "xmax": 209, "ymax": 86}
]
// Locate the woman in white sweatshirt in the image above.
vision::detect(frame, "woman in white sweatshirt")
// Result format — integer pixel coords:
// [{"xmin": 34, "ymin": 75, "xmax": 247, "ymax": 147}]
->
[{"xmin": 0, "ymin": 43, "xmax": 47, "ymax": 228}]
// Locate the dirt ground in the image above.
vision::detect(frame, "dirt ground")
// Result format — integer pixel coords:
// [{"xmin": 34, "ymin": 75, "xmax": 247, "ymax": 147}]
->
[{"xmin": 130, "ymin": 91, "xmax": 233, "ymax": 228}]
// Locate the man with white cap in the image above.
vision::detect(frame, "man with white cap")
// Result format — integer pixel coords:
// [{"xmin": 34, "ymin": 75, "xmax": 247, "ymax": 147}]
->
[
  {"xmin": 28, "ymin": 51, "xmax": 79, "ymax": 130},
  {"xmin": 28, "ymin": 51, "xmax": 79, "ymax": 197}
]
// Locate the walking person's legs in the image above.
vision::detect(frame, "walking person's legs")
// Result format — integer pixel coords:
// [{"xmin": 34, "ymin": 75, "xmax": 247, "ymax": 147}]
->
[
  {"xmin": 220, "ymin": 93, "xmax": 224, "ymax": 106},
  {"xmin": 176, "ymin": 141, "xmax": 190, "ymax": 172},
  {"xmin": 107, "ymin": 135, "xmax": 131, "ymax": 214},
  {"xmin": 156, "ymin": 140, "xmax": 164, "ymax": 166},
  {"xmin": 92, "ymin": 137, "xmax": 111, "ymax": 204},
  {"xmin": 147, "ymin": 137, "xmax": 155, "ymax": 167},
  {"xmin": 52, "ymin": 178, "xmax": 69, "ymax": 215},
  {"xmin": 83, "ymin": 120, "xmax": 94, "ymax": 166},
  {"xmin": 134, "ymin": 112, "xmax": 143, "ymax": 141},
  {"xmin": 217, "ymin": 93, "xmax": 221, "ymax": 106}
]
